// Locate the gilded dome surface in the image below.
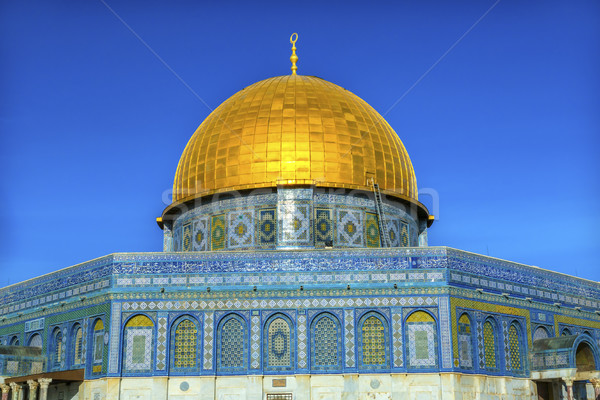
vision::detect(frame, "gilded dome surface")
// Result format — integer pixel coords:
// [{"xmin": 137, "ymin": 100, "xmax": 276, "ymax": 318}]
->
[{"xmin": 172, "ymin": 75, "xmax": 418, "ymax": 204}]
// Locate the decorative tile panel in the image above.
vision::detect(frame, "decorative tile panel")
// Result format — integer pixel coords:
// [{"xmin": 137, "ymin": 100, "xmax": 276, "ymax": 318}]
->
[
  {"xmin": 108, "ymin": 303, "xmax": 121, "ymax": 374},
  {"xmin": 387, "ymin": 219, "xmax": 400, "ymax": 247},
  {"xmin": 278, "ymin": 199, "xmax": 311, "ymax": 246},
  {"xmin": 156, "ymin": 314, "xmax": 167, "ymax": 370},
  {"xmin": 203, "ymin": 312, "xmax": 214, "ymax": 370},
  {"xmin": 250, "ymin": 314, "xmax": 261, "ymax": 369},
  {"xmin": 392, "ymin": 310, "xmax": 403, "ymax": 367},
  {"xmin": 297, "ymin": 314, "xmax": 307, "ymax": 369},
  {"xmin": 228, "ymin": 210, "xmax": 254, "ymax": 249},
  {"xmin": 407, "ymin": 324, "xmax": 436, "ymax": 367},
  {"xmin": 483, "ymin": 321, "xmax": 497, "ymax": 370},
  {"xmin": 265, "ymin": 317, "xmax": 292, "ymax": 369},
  {"xmin": 217, "ymin": 315, "xmax": 246, "ymax": 372},
  {"xmin": 258, "ymin": 209, "xmax": 277, "ymax": 247},
  {"xmin": 311, "ymin": 313, "xmax": 341, "ymax": 370},
  {"xmin": 24, "ymin": 318, "xmax": 44, "ymax": 332},
  {"xmin": 357, "ymin": 312, "xmax": 389, "ymax": 368},
  {"xmin": 365, "ymin": 213, "xmax": 380, "ymax": 248},
  {"xmin": 182, "ymin": 223, "xmax": 192, "ymax": 251},
  {"xmin": 400, "ymin": 221, "xmax": 409, "ymax": 247},
  {"xmin": 338, "ymin": 210, "xmax": 363, "ymax": 247},
  {"xmin": 458, "ymin": 313, "xmax": 473, "ymax": 369},
  {"xmin": 193, "ymin": 217, "xmax": 209, "ymax": 251},
  {"xmin": 439, "ymin": 297, "xmax": 452, "ymax": 368},
  {"xmin": 406, "ymin": 311, "xmax": 438, "ymax": 368},
  {"xmin": 82, "ymin": 318, "xmax": 88, "ymax": 365},
  {"xmin": 173, "ymin": 319, "xmax": 197, "ymax": 369},
  {"xmin": 507, "ymin": 324, "xmax": 522, "ymax": 371},
  {"xmin": 210, "ymin": 215, "xmax": 226, "ymax": 251},
  {"xmin": 314, "ymin": 208, "xmax": 333, "ymax": 246},
  {"xmin": 124, "ymin": 327, "xmax": 153, "ymax": 371},
  {"xmin": 344, "ymin": 309, "xmax": 355, "ymax": 368}
]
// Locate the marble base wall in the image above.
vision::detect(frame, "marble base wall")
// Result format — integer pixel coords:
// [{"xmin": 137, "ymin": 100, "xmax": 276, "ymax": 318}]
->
[{"xmin": 78, "ymin": 373, "xmax": 538, "ymax": 400}]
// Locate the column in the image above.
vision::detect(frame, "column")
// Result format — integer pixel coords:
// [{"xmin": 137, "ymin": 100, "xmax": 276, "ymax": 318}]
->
[
  {"xmin": 590, "ymin": 378, "xmax": 600, "ymax": 400},
  {"xmin": 26, "ymin": 380, "xmax": 39, "ymax": 400},
  {"xmin": 563, "ymin": 378, "xmax": 573, "ymax": 400},
  {"xmin": 37, "ymin": 379, "xmax": 52, "ymax": 400},
  {"xmin": 0, "ymin": 384, "xmax": 10, "ymax": 400},
  {"xmin": 8, "ymin": 383, "xmax": 20, "ymax": 400}
]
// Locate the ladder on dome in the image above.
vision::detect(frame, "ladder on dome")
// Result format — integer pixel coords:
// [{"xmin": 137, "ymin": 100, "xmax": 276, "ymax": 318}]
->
[{"xmin": 369, "ymin": 178, "xmax": 391, "ymax": 248}]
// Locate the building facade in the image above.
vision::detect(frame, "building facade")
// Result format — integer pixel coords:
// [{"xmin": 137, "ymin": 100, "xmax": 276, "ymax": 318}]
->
[{"xmin": 0, "ymin": 37, "xmax": 599, "ymax": 400}]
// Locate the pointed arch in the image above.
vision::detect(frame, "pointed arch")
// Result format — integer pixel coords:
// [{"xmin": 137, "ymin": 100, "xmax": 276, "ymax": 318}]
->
[
  {"xmin": 216, "ymin": 313, "xmax": 248, "ymax": 373},
  {"xmin": 28, "ymin": 333, "xmax": 42, "ymax": 348},
  {"xmin": 170, "ymin": 315, "xmax": 200, "ymax": 372},
  {"xmin": 405, "ymin": 310, "xmax": 438, "ymax": 369},
  {"xmin": 92, "ymin": 318, "xmax": 105, "ymax": 367},
  {"xmin": 9, "ymin": 336, "xmax": 19, "ymax": 346},
  {"xmin": 457, "ymin": 312, "xmax": 474, "ymax": 369},
  {"xmin": 71, "ymin": 324, "xmax": 83, "ymax": 366},
  {"xmin": 50, "ymin": 327, "xmax": 63, "ymax": 369},
  {"xmin": 357, "ymin": 311, "xmax": 389, "ymax": 369},
  {"xmin": 264, "ymin": 313, "xmax": 295, "ymax": 371},
  {"xmin": 310, "ymin": 312, "xmax": 342, "ymax": 371},
  {"xmin": 483, "ymin": 318, "xmax": 498, "ymax": 370},
  {"xmin": 507, "ymin": 321, "xmax": 524, "ymax": 372},
  {"xmin": 533, "ymin": 326, "xmax": 549, "ymax": 341},
  {"xmin": 572, "ymin": 334, "xmax": 599, "ymax": 373},
  {"xmin": 122, "ymin": 314, "xmax": 155, "ymax": 374}
]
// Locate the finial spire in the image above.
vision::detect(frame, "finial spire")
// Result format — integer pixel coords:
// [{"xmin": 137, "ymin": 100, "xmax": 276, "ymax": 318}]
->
[{"xmin": 290, "ymin": 33, "xmax": 298, "ymax": 75}]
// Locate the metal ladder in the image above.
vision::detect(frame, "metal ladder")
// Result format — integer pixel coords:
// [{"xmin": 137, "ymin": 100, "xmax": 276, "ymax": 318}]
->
[{"xmin": 370, "ymin": 179, "xmax": 391, "ymax": 247}]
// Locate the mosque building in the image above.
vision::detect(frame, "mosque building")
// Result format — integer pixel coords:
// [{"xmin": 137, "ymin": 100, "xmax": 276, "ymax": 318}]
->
[{"xmin": 0, "ymin": 34, "xmax": 599, "ymax": 400}]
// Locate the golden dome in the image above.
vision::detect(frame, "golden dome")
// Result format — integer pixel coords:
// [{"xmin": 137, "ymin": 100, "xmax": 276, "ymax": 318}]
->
[{"xmin": 171, "ymin": 75, "xmax": 419, "ymax": 206}]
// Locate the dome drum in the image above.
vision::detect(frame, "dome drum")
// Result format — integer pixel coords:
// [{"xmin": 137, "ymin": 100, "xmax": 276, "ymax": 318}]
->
[{"xmin": 161, "ymin": 187, "xmax": 423, "ymax": 252}]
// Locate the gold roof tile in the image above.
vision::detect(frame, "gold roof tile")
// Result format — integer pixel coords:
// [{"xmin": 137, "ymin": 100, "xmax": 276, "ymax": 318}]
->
[{"xmin": 172, "ymin": 75, "xmax": 419, "ymax": 204}]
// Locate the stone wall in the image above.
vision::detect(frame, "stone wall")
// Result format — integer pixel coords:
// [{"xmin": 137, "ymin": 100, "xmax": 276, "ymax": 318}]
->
[{"xmin": 78, "ymin": 374, "xmax": 538, "ymax": 400}]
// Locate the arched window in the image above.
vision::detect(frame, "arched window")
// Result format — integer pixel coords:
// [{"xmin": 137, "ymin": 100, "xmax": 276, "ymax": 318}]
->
[
  {"xmin": 507, "ymin": 323, "xmax": 523, "ymax": 372},
  {"xmin": 28, "ymin": 333, "xmax": 42, "ymax": 348},
  {"xmin": 123, "ymin": 315, "xmax": 154, "ymax": 373},
  {"xmin": 52, "ymin": 328, "xmax": 63, "ymax": 368},
  {"xmin": 533, "ymin": 326, "xmax": 549, "ymax": 341},
  {"xmin": 406, "ymin": 311, "xmax": 438, "ymax": 368},
  {"xmin": 9, "ymin": 336, "xmax": 19, "ymax": 346},
  {"xmin": 483, "ymin": 320, "xmax": 497, "ymax": 370},
  {"xmin": 265, "ymin": 315, "xmax": 294, "ymax": 371},
  {"xmin": 92, "ymin": 319, "xmax": 104, "ymax": 367},
  {"xmin": 217, "ymin": 314, "xmax": 247, "ymax": 372},
  {"xmin": 458, "ymin": 313, "xmax": 473, "ymax": 369},
  {"xmin": 173, "ymin": 318, "xmax": 198, "ymax": 370},
  {"xmin": 561, "ymin": 328, "xmax": 572, "ymax": 336},
  {"xmin": 310, "ymin": 313, "xmax": 342, "ymax": 371},
  {"xmin": 72, "ymin": 325, "xmax": 83, "ymax": 365},
  {"xmin": 358, "ymin": 312, "xmax": 388, "ymax": 368}
]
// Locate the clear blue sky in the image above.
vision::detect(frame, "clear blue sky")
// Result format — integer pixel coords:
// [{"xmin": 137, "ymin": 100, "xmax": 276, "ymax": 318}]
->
[{"xmin": 1, "ymin": 1, "xmax": 598, "ymax": 285}]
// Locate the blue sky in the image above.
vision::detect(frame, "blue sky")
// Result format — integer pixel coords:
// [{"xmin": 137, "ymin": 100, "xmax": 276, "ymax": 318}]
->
[{"xmin": 1, "ymin": 0, "xmax": 598, "ymax": 285}]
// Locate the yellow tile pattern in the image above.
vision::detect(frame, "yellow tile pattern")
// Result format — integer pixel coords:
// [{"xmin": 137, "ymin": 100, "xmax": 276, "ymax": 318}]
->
[
  {"xmin": 407, "ymin": 311, "xmax": 435, "ymax": 323},
  {"xmin": 508, "ymin": 324, "xmax": 521, "ymax": 370},
  {"xmin": 173, "ymin": 75, "xmax": 417, "ymax": 203},
  {"xmin": 553, "ymin": 314, "xmax": 600, "ymax": 336},
  {"xmin": 362, "ymin": 316, "xmax": 385, "ymax": 365},
  {"xmin": 94, "ymin": 320, "xmax": 104, "ymax": 331},
  {"xmin": 174, "ymin": 319, "xmax": 197, "ymax": 368},
  {"xmin": 126, "ymin": 315, "xmax": 154, "ymax": 327},
  {"xmin": 483, "ymin": 321, "xmax": 496, "ymax": 369},
  {"xmin": 449, "ymin": 296, "xmax": 532, "ymax": 364}
]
